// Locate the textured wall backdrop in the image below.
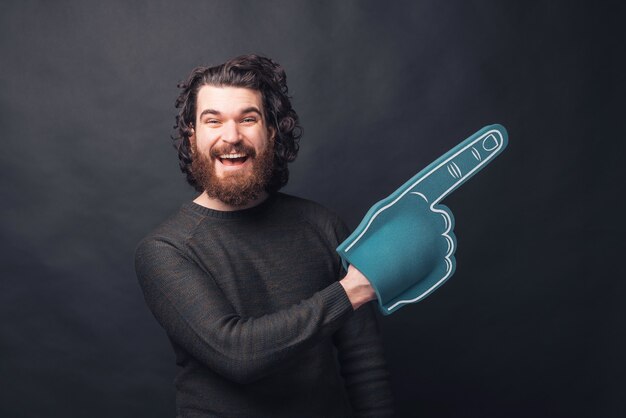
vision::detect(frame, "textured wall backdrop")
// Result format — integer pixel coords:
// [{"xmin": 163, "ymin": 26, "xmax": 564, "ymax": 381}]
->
[{"xmin": 1, "ymin": 1, "xmax": 624, "ymax": 417}]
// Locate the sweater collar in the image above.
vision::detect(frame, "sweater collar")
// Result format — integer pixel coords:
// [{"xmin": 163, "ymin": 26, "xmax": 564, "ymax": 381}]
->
[{"xmin": 182, "ymin": 193, "xmax": 279, "ymax": 219}]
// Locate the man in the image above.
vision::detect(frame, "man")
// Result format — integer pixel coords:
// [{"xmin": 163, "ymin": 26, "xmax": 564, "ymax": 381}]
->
[{"xmin": 135, "ymin": 55, "xmax": 394, "ymax": 417}]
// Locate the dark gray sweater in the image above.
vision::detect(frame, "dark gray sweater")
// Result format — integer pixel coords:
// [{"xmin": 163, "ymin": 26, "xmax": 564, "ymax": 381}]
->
[{"xmin": 135, "ymin": 193, "xmax": 393, "ymax": 417}]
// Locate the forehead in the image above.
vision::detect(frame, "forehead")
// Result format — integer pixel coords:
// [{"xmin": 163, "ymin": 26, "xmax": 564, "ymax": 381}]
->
[{"xmin": 196, "ymin": 85, "xmax": 263, "ymax": 116}]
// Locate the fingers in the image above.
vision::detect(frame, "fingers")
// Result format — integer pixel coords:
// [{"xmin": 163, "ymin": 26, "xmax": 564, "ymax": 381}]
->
[{"xmin": 405, "ymin": 124, "xmax": 508, "ymax": 204}]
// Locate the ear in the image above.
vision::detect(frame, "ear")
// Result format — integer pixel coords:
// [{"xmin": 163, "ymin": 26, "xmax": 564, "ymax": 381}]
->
[{"xmin": 188, "ymin": 127, "xmax": 196, "ymax": 154}]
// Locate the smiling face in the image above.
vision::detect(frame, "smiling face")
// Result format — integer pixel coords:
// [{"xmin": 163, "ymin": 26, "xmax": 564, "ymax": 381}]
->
[{"xmin": 190, "ymin": 85, "xmax": 275, "ymax": 208}]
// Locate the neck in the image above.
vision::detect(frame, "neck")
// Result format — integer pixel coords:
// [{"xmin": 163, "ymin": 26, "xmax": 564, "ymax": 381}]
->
[{"xmin": 193, "ymin": 191, "xmax": 269, "ymax": 212}]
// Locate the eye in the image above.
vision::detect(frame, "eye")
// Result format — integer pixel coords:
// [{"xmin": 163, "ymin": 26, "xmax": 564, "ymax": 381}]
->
[
  {"xmin": 204, "ymin": 118, "xmax": 221, "ymax": 125},
  {"xmin": 241, "ymin": 116, "xmax": 257, "ymax": 124}
]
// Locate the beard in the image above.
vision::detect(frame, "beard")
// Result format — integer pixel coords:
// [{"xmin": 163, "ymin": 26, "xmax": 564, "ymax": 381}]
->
[{"xmin": 190, "ymin": 140, "xmax": 274, "ymax": 208}]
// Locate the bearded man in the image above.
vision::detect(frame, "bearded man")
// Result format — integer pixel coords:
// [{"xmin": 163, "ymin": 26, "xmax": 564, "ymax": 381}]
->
[{"xmin": 135, "ymin": 55, "xmax": 394, "ymax": 417}]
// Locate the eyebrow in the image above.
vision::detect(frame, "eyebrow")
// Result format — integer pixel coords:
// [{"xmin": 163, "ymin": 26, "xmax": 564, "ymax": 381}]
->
[{"xmin": 198, "ymin": 106, "xmax": 263, "ymax": 119}]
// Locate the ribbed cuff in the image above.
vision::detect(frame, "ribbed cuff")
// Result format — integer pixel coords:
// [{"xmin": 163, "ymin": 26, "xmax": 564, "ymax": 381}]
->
[{"xmin": 318, "ymin": 281, "xmax": 353, "ymax": 325}]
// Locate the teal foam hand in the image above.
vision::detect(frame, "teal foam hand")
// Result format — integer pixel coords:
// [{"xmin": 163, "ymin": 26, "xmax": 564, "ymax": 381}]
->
[{"xmin": 337, "ymin": 124, "xmax": 508, "ymax": 315}]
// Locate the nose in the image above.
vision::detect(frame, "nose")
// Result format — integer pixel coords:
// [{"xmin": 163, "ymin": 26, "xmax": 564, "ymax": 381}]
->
[{"xmin": 221, "ymin": 121, "xmax": 241, "ymax": 144}]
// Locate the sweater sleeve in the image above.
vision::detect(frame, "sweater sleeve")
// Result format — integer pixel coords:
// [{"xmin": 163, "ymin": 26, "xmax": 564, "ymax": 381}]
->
[
  {"xmin": 135, "ymin": 236, "xmax": 353, "ymax": 385},
  {"xmin": 328, "ymin": 215, "xmax": 395, "ymax": 417},
  {"xmin": 333, "ymin": 302, "xmax": 395, "ymax": 417}
]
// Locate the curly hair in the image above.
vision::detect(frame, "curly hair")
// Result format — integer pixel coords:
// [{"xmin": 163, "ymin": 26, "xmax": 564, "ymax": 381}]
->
[{"xmin": 173, "ymin": 54, "xmax": 302, "ymax": 193}]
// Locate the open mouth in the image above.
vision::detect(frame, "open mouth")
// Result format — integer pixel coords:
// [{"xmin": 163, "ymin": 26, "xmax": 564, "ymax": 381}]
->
[{"xmin": 218, "ymin": 152, "xmax": 249, "ymax": 166}]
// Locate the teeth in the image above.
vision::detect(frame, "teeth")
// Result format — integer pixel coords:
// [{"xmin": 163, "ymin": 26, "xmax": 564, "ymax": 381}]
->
[{"xmin": 219, "ymin": 153, "xmax": 247, "ymax": 159}]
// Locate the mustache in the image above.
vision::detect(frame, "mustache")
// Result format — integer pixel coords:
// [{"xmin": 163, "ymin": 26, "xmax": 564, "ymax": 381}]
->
[{"xmin": 210, "ymin": 143, "xmax": 257, "ymax": 158}]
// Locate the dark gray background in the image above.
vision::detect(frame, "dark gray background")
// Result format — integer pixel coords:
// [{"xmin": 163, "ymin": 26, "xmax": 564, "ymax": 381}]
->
[{"xmin": 1, "ymin": 1, "xmax": 624, "ymax": 417}]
